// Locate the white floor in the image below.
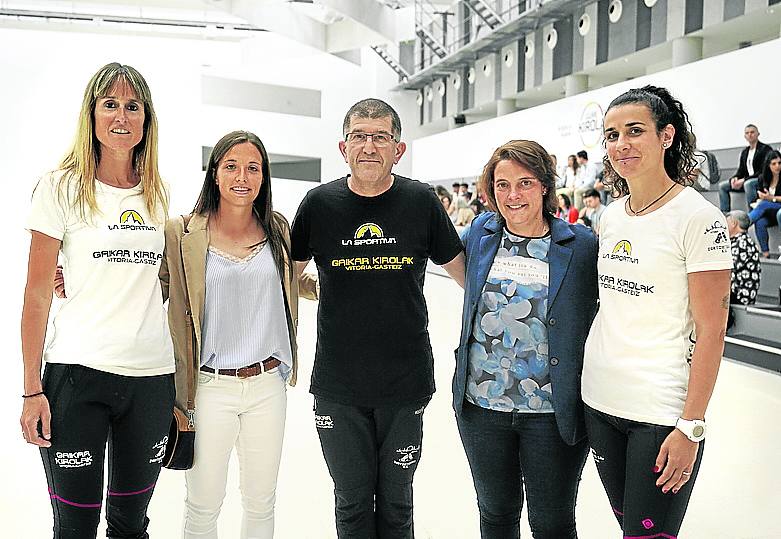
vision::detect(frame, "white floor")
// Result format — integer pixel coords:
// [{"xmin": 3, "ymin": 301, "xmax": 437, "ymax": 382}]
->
[{"xmin": 2, "ymin": 274, "xmax": 780, "ymax": 538}]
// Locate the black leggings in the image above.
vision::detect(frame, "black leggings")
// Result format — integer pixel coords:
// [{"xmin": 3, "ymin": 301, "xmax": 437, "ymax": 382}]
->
[
  {"xmin": 584, "ymin": 405, "xmax": 704, "ymax": 537},
  {"xmin": 39, "ymin": 363, "xmax": 174, "ymax": 539}
]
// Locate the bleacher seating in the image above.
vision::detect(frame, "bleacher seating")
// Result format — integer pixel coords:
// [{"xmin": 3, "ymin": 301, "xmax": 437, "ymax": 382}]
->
[{"xmin": 698, "ymin": 143, "xmax": 780, "ymax": 372}]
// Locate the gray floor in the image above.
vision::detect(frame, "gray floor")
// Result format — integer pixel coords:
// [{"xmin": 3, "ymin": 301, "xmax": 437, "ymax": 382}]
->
[{"xmin": 3, "ymin": 275, "xmax": 780, "ymax": 538}]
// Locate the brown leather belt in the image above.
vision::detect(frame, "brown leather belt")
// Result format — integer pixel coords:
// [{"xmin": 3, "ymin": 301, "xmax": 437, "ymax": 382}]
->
[{"xmin": 200, "ymin": 358, "xmax": 280, "ymax": 378}]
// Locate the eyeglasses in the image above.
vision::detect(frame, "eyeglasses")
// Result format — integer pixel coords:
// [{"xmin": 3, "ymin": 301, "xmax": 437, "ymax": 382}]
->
[{"xmin": 345, "ymin": 132, "xmax": 397, "ymax": 147}]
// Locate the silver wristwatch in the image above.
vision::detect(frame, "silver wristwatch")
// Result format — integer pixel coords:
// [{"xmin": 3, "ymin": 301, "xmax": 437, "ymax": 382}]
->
[{"xmin": 675, "ymin": 417, "xmax": 706, "ymax": 442}]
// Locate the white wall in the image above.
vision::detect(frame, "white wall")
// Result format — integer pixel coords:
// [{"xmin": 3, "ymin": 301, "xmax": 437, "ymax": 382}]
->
[{"xmin": 411, "ymin": 37, "xmax": 781, "ymax": 181}]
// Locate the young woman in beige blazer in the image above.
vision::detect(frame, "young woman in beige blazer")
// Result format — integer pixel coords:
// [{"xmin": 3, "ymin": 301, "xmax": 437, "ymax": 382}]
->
[{"xmin": 160, "ymin": 131, "xmax": 316, "ymax": 539}]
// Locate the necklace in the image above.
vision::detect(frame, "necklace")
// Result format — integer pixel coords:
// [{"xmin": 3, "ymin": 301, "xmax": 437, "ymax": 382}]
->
[{"xmin": 627, "ymin": 182, "xmax": 677, "ymax": 216}]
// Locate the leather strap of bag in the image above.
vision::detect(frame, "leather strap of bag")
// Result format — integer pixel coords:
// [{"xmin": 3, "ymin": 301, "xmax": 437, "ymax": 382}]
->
[{"xmin": 180, "ymin": 214, "xmax": 196, "ymax": 429}]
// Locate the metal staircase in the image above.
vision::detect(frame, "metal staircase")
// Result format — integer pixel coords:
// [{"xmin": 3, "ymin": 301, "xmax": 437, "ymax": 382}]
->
[
  {"xmin": 370, "ymin": 45, "xmax": 411, "ymax": 81},
  {"xmin": 416, "ymin": 24, "xmax": 448, "ymax": 58},
  {"xmin": 463, "ymin": 0, "xmax": 504, "ymax": 30}
]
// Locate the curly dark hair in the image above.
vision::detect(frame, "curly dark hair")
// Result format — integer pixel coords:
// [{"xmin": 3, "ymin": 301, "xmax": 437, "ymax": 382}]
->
[{"xmin": 601, "ymin": 85, "xmax": 696, "ymax": 197}]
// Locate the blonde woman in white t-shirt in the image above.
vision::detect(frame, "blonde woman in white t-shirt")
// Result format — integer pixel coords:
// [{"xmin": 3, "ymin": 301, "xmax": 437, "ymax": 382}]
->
[
  {"xmin": 20, "ymin": 63, "xmax": 174, "ymax": 539},
  {"xmin": 581, "ymin": 86, "xmax": 731, "ymax": 536}
]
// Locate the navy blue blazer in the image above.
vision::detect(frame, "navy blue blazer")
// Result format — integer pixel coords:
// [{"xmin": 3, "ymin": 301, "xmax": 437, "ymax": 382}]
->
[{"xmin": 453, "ymin": 212, "xmax": 599, "ymax": 445}]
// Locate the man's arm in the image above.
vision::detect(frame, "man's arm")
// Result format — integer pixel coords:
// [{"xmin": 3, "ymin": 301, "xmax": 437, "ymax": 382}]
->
[{"xmin": 441, "ymin": 252, "xmax": 465, "ymax": 289}]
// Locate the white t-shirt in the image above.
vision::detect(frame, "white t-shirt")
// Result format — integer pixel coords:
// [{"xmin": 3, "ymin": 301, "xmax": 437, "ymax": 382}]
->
[
  {"xmin": 582, "ymin": 187, "xmax": 732, "ymax": 426},
  {"xmin": 746, "ymin": 147, "xmax": 756, "ymax": 177},
  {"xmin": 27, "ymin": 171, "xmax": 174, "ymax": 376}
]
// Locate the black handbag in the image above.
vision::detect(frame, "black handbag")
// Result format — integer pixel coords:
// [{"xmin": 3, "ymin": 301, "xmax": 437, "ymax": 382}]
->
[{"xmin": 163, "ymin": 214, "xmax": 197, "ymax": 470}]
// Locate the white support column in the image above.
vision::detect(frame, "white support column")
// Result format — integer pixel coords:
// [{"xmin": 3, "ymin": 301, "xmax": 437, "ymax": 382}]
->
[
  {"xmin": 671, "ymin": 36, "xmax": 703, "ymax": 67},
  {"xmin": 564, "ymin": 74, "xmax": 588, "ymax": 97},
  {"xmin": 496, "ymin": 98, "xmax": 517, "ymax": 117}
]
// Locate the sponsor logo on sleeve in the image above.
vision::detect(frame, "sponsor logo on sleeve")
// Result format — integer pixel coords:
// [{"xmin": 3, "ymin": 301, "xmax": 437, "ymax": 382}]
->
[{"xmin": 704, "ymin": 221, "xmax": 729, "ymax": 253}]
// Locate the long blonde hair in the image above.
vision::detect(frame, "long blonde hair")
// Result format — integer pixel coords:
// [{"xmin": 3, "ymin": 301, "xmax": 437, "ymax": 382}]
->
[{"xmin": 58, "ymin": 62, "xmax": 168, "ymax": 222}]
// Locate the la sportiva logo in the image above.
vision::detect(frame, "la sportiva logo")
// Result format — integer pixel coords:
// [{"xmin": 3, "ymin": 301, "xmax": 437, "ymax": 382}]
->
[
  {"xmin": 602, "ymin": 239, "xmax": 639, "ymax": 264},
  {"xmin": 341, "ymin": 222, "xmax": 397, "ymax": 246},
  {"xmin": 109, "ymin": 209, "xmax": 156, "ymax": 231},
  {"xmin": 120, "ymin": 209, "xmax": 144, "ymax": 224}
]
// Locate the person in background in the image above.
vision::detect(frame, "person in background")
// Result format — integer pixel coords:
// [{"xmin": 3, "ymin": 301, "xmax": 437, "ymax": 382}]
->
[
  {"xmin": 460, "ymin": 182, "xmax": 473, "ymax": 201},
  {"xmin": 582, "ymin": 85, "xmax": 731, "ymax": 537},
  {"xmin": 453, "ymin": 181, "xmax": 462, "ymax": 200},
  {"xmin": 454, "ymin": 139, "xmax": 598, "ymax": 538},
  {"xmin": 573, "ymin": 150, "xmax": 598, "ymax": 209},
  {"xmin": 21, "ymin": 62, "xmax": 173, "ymax": 539},
  {"xmin": 748, "ymin": 149, "xmax": 781, "ymax": 257},
  {"xmin": 556, "ymin": 192, "xmax": 579, "ymax": 224},
  {"xmin": 718, "ymin": 124, "xmax": 771, "ymax": 212},
  {"xmin": 162, "ymin": 131, "xmax": 317, "ymax": 539},
  {"xmin": 726, "ymin": 210, "xmax": 761, "ymax": 307},
  {"xmin": 556, "ymin": 155, "xmax": 579, "ymax": 202},
  {"xmin": 579, "ymin": 188, "xmax": 606, "ymax": 234}
]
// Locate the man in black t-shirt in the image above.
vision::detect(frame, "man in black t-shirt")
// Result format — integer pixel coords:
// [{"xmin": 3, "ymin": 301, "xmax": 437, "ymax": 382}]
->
[{"xmin": 291, "ymin": 98, "xmax": 465, "ymax": 538}]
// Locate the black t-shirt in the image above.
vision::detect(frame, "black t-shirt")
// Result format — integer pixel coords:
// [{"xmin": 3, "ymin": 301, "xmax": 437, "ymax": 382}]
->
[{"xmin": 291, "ymin": 175, "xmax": 463, "ymax": 406}]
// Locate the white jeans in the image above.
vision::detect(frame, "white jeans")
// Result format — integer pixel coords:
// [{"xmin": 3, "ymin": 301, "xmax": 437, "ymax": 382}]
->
[{"xmin": 182, "ymin": 369, "xmax": 287, "ymax": 539}]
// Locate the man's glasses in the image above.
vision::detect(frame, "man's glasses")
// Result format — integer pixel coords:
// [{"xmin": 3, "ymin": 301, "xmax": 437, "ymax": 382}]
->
[{"xmin": 345, "ymin": 132, "xmax": 397, "ymax": 147}]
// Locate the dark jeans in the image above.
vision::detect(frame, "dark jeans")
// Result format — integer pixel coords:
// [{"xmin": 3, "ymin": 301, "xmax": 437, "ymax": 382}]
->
[
  {"xmin": 456, "ymin": 401, "xmax": 589, "ymax": 539},
  {"xmin": 314, "ymin": 396, "xmax": 430, "ymax": 539},
  {"xmin": 718, "ymin": 177, "xmax": 759, "ymax": 212},
  {"xmin": 748, "ymin": 200, "xmax": 781, "ymax": 253},
  {"xmin": 584, "ymin": 405, "xmax": 704, "ymax": 536},
  {"xmin": 39, "ymin": 363, "xmax": 174, "ymax": 539}
]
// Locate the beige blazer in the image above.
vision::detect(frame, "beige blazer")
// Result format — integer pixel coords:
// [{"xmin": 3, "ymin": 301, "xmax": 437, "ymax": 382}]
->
[{"xmin": 160, "ymin": 211, "xmax": 317, "ymax": 412}]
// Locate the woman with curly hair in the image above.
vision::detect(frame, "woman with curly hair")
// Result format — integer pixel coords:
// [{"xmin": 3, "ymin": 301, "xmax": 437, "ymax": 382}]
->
[{"xmin": 582, "ymin": 86, "xmax": 732, "ymax": 536}]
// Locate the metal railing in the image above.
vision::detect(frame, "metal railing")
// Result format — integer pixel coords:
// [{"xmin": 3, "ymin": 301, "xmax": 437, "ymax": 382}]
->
[{"xmin": 414, "ymin": 0, "xmax": 543, "ymax": 72}]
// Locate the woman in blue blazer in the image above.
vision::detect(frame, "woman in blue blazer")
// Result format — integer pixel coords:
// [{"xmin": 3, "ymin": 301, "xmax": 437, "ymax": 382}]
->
[{"xmin": 454, "ymin": 140, "xmax": 599, "ymax": 539}]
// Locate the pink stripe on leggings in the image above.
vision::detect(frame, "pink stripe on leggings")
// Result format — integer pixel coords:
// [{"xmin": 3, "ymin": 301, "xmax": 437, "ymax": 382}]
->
[
  {"xmin": 107, "ymin": 482, "xmax": 156, "ymax": 497},
  {"xmin": 48, "ymin": 489, "xmax": 101, "ymax": 509},
  {"xmin": 624, "ymin": 534, "xmax": 677, "ymax": 539},
  {"xmin": 613, "ymin": 507, "xmax": 624, "ymax": 516}
]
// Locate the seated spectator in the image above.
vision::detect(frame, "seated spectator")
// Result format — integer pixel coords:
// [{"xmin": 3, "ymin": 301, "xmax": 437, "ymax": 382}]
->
[
  {"xmin": 573, "ymin": 150, "xmax": 598, "ymax": 209},
  {"xmin": 749, "ymin": 150, "xmax": 781, "ymax": 257},
  {"xmin": 436, "ymin": 185, "xmax": 474, "ymax": 229},
  {"xmin": 555, "ymin": 193, "xmax": 579, "ymax": 223},
  {"xmin": 453, "ymin": 197, "xmax": 476, "ymax": 228},
  {"xmin": 459, "ymin": 182, "xmax": 472, "ymax": 201},
  {"xmin": 452, "ymin": 181, "xmax": 462, "ymax": 200},
  {"xmin": 727, "ymin": 211, "xmax": 761, "ymax": 305},
  {"xmin": 579, "ymin": 188, "xmax": 606, "ymax": 234},
  {"xmin": 556, "ymin": 154, "xmax": 578, "ymax": 201},
  {"xmin": 719, "ymin": 124, "xmax": 771, "ymax": 212}
]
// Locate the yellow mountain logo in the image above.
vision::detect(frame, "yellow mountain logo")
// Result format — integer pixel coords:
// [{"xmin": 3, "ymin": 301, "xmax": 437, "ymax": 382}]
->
[{"xmin": 120, "ymin": 210, "xmax": 145, "ymax": 225}]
